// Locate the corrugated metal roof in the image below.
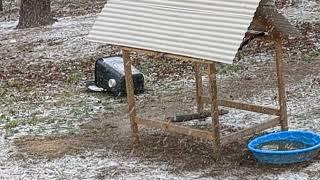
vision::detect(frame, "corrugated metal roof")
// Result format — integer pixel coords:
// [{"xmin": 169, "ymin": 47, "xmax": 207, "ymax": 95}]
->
[{"xmin": 88, "ymin": 0, "xmax": 262, "ymax": 64}]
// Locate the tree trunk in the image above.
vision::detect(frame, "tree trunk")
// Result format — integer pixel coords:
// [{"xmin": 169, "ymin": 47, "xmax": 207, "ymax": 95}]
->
[
  {"xmin": 17, "ymin": 0, "xmax": 52, "ymax": 29},
  {"xmin": 0, "ymin": 0, "xmax": 3, "ymax": 11}
]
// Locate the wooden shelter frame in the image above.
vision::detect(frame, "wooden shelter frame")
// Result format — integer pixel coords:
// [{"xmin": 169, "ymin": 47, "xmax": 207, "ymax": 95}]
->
[{"xmin": 121, "ymin": 31, "xmax": 288, "ymax": 158}]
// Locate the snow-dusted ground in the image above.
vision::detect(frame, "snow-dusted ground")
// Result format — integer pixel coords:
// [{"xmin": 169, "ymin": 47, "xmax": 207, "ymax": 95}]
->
[
  {"xmin": 0, "ymin": 1, "xmax": 320, "ymax": 179},
  {"xmin": 0, "ymin": 142, "xmax": 203, "ymax": 180},
  {"xmin": 282, "ymin": 0, "xmax": 320, "ymax": 24}
]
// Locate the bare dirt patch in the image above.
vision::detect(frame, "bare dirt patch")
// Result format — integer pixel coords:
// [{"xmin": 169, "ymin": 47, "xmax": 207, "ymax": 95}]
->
[{"xmin": 15, "ymin": 137, "xmax": 83, "ymax": 159}]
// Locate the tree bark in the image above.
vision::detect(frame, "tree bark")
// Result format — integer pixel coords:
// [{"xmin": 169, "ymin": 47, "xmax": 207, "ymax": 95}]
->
[
  {"xmin": 17, "ymin": 0, "xmax": 53, "ymax": 29},
  {"xmin": 0, "ymin": 0, "xmax": 3, "ymax": 11}
]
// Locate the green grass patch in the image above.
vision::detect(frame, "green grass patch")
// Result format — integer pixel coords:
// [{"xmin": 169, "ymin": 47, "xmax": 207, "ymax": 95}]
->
[
  {"xmin": 67, "ymin": 71, "xmax": 82, "ymax": 84},
  {"xmin": 4, "ymin": 120, "xmax": 20, "ymax": 130},
  {"xmin": 219, "ymin": 64, "xmax": 242, "ymax": 74}
]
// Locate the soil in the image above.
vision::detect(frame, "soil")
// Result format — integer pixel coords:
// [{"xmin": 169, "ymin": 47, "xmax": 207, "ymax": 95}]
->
[{"xmin": 1, "ymin": 0, "xmax": 320, "ymax": 179}]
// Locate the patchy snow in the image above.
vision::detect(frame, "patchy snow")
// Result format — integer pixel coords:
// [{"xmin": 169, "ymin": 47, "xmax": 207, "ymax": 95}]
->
[
  {"xmin": 1, "ymin": 1, "xmax": 320, "ymax": 179},
  {"xmin": 0, "ymin": 137, "xmax": 205, "ymax": 180},
  {"xmin": 0, "ymin": 15, "xmax": 101, "ymax": 65},
  {"xmin": 2, "ymin": 65, "xmax": 319, "ymax": 179},
  {"xmin": 282, "ymin": 0, "xmax": 320, "ymax": 24},
  {"xmin": 262, "ymin": 171, "xmax": 310, "ymax": 180}
]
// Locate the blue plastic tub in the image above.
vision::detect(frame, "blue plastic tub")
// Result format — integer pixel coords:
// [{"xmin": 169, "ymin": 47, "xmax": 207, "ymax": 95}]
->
[{"xmin": 248, "ymin": 130, "xmax": 320, "ymax": 165}]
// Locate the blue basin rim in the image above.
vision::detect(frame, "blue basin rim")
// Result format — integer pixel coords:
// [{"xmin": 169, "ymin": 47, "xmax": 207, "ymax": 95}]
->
[{"xmin": 248, "ymin": 130, "xmax": 320, "ymax": 155}]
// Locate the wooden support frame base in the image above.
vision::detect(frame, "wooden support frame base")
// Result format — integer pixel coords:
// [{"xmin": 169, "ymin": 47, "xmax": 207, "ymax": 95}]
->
[
  {"xmin": 136, "ymin": 117, "xmax": 214, "ymax": 141},
  {"xmin": 136, "ymin": 116, "xmax": 280, "ymax": 146},
  {"xmin": 121, "ymin": 41, "xmax": 288, "ymax": 158},
  {"xmin": 221, "ymin": 117, "xmax": 280, "ymax": 146}
]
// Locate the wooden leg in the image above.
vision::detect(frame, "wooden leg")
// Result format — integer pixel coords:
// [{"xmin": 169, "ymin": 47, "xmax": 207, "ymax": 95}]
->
[
  {"xmin": 207, "ymin": 62, "xmax": 221, "ymax": 159},
  {"xmin": 193, "ymin": 62, "xmax": 204, "ymax": 113},
  {"xmin": 274, "ymin": 38, "xmax": 288, "ymax": 131},
  {"xmin": 123, "ymin": 49, "xmax": 140, "ymax": 143}
]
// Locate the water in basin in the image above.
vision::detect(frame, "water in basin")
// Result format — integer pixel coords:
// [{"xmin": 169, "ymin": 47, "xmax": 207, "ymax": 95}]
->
[{"xmin": 257, "ymin": 140, "xmax": 312, "ymax": 151}]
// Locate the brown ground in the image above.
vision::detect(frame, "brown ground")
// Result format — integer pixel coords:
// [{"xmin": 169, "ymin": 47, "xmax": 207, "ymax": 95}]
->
[
  {"xmin": 1, "ymin": 0, "xmax": 320, "ymax": 178},
  {"xmin": 13, "ymin": 55, "xmax": 320, "ymax": 177}
]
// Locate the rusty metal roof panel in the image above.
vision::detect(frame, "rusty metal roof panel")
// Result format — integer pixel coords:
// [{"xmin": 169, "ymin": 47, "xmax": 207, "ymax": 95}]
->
[{"xmin": 88, "ymin": 0, "xmax": 262, "ymax": 64}]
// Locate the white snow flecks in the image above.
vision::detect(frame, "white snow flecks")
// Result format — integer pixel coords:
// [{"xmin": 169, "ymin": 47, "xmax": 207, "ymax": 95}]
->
[{"xmin": 282, "ymin": 0, "xmax": 320, "ymax": 24}]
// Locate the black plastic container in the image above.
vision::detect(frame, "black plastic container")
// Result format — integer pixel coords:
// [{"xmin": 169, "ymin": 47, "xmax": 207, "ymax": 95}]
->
[{"xmin": 95, "ymin": 56, "xmax": 144, "ymax": 96}]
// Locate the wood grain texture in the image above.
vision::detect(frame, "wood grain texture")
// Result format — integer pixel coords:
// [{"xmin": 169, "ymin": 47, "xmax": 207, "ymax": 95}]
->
[
  {"xmin": 208, "ymin": 63, "xmax": 221, "ymax": 158},
  {"xmin": 194, "ymin": 62, "xmax": 204, "ymax": 113},
  {"xmin": 274, "ymin": 33, "xmax": 288, "ymax": 130},
  {"xmin": 123, "ymin": 49, "xmax": 140, "ymax": 143}
]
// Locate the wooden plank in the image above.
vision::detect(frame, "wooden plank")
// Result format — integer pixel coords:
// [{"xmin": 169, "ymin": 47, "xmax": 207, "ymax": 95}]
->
[
  {"xmin": 166, "ymin": 110, "xmax": 229, "ymax": 122},
  {"xmin": 122, "ymin": 46, "xmax": 213, "ymax": 64},
  {"xmin": 193, "ymin": 62, "xmax": 204, "ymax": 113},
  {"xmin": 167, "ymin": 112, "xmax": 210, "ymax": 122},
  {"xmin": 202, "ymin": 97, "xmax": 280, "ymax": 115},
  {"xmin": 274, "ymin": 34, "xmax": 289, "ymax": 130},
  {"xmin": 219, "ymin": 99, "xmax": 280, "ymax": 115},
  {"xmin": 207, "ymin": 62, "xmax": 221, "ymax": 159},
  {"xmin": 123, "ymin": 49, "xmax": 140, "ymax": 143},
  {"xmin": 135, "ymin": 117, "xmax": 214, "ymax": 141},
  {"xmin": 221, "ymin": 117, "xmax": 280, "ymax": 146}
]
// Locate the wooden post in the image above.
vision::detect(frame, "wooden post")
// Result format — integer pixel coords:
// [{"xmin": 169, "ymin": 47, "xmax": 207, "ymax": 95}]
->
[
  {"xmin": 207, "ymin": 62, "xmax": 221, "ymax": 159},
  {"xmin": 274, "ymin": 34, "xmax": 288, "ymax": 131},
  {"xmin": 193, "ymin": 63, "xmax": 204, "ymax": 113},
  {"xmin": 122, "ymin": 49, "xmax": 140, "ymax": 143}
]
